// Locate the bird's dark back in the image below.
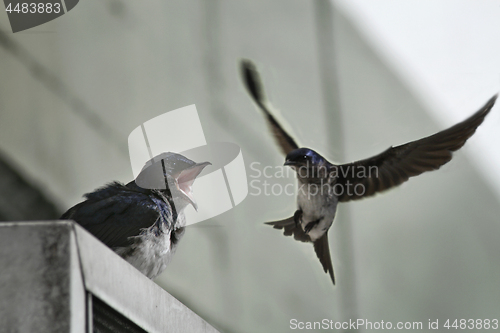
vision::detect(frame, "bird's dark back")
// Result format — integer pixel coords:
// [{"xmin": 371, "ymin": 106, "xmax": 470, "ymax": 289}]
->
[{"xmin": 61, "ymin": 182, "xmax": 174, "ymax": 249}]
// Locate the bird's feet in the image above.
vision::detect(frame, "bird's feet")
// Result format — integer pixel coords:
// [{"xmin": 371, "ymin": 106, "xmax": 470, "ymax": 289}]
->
[
  {"xmin": 293, "ymin": 210, "xmax": 303, "ymax": 228},
  {"xmin": 304, "ymin": 219, "xmax": 320, "ymax": 234}
]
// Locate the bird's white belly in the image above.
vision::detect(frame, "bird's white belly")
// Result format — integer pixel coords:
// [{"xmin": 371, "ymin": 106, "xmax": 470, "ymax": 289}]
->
[
  {"xmin": 297, "ymin": 182, "xmax": 338, "ymax": 242},
  {"xmin": 116, "ymin": 214, "xmax": 186, "ymax": 279},
  {"xmin": 115, "ymin": 231, "xmax": 175, "ymax": 279}
]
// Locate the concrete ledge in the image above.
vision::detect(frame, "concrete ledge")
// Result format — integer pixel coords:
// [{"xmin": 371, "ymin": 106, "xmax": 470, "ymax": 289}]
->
[{"xmin": 0, "ymin": 221, "xmax": 219, "ymax": 333}]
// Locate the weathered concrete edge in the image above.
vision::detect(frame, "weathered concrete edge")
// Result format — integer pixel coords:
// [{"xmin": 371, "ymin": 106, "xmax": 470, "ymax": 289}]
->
[
  {"xmin": 2, "ymin": 221, "xmax": 219, "ymax": 333},
  {"xmin": 71, "ymin": 221, "xmax": 220, "ymax": 333}
]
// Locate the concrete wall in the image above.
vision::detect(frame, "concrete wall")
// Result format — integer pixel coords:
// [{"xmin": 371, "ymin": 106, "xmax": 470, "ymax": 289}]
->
[
  {"xmin": 1, "ymin": 1, "xmax": 499, "ymax": 332},
  {"xmin": 0, "ymin": 221, "xmax": 219, "ymax": 333}
]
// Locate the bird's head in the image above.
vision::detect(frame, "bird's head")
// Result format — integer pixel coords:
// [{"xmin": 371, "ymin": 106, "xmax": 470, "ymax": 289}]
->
[
  {"xmin": 135, "ymin": 152, "xmax": 211, "ymax": 211},
  {"xmin": 284, "ymin": 148, "xmax": 324, "ymax": 167},
  {"xmin": 284, "ymin": 148, "xmax": 329, "ymax": 179},
  {"xmin": 162, "ymin": 153, "xmax": 211, "ymax": 211}
]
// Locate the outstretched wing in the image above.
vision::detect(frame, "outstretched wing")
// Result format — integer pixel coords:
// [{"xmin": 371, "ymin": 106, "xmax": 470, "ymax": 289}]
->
[
  {"xmin": 61, "ymin": 182, "xmax": 167, "ymax": 249},
  {"xmin": 336, "ymin": 94, "xmax": 497, "ymax": 202},
  {"xmin": 241, "ymin": 59, "xmax": 299, "ymax": 155}
]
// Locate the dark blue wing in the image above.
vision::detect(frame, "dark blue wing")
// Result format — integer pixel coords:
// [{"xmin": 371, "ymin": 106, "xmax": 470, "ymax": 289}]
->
[
  {"xmin": 61, "ymin": 182, "xmax": 171, "ymax": 249},
  {"xmin": 241, "ymin": 60, "xmax": 299, "ymax": 155},
  {"xmin": 336, "ymin": 94, "xmax": 497, "ymax": 202}
]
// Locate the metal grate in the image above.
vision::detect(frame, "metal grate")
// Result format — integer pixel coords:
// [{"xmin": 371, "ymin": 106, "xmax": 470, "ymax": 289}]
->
[{"xmin": 92, "ymin": 295, "xmax": 147, "ymax": 333}]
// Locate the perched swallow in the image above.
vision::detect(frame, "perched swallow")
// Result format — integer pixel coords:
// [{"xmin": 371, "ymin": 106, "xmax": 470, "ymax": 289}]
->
[
  {"xmin": 61, "ymin": 152, "xmax": 210, "ymax": 279},
  {"xmin": 241, "ymin": 59, "xmax": 497, "ymax": 286}
]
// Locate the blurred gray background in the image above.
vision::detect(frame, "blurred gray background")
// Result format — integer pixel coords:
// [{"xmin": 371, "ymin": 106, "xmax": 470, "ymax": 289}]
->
[{"xmin": 1, "ymin": 0, "xmax": 499, "ymax": 332}]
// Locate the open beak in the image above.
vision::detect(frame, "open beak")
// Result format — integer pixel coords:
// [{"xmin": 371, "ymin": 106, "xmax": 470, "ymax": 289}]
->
[{"xmin": 175, "ymin": 161, "xmax": 211, "ymax": 210}]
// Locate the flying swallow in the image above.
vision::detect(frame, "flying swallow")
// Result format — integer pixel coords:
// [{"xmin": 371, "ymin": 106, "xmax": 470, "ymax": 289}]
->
[
  {"xmin": 241, "ymin": 59, "xmax": 497, "ymax": 285},
  {"xmin": 62, "ymin": 152, "xmax": 210, "ymax": 279}
]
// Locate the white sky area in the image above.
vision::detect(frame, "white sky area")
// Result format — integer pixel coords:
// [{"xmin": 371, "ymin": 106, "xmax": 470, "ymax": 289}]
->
[{"xmin": 335, "ymin": 0, "xmax": 500, "ymax": 200}]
